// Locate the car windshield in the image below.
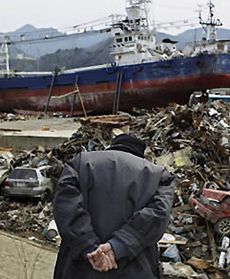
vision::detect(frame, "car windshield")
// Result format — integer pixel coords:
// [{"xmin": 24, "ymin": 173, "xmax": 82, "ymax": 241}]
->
[{"xmin": 9, "ymin": 169, "xmax": 38, "ymax": 180}]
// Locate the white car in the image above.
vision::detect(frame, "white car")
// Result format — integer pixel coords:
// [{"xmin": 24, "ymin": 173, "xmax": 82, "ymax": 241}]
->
[{"xmin": 3, "ymin": 165, "xmax": 54, "ymax": 202}]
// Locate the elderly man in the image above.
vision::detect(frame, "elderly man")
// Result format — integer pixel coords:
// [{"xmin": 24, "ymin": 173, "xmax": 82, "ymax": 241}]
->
[{"xmin": 53, "ymin": 134, "xmax": 175, "ymax": 279}]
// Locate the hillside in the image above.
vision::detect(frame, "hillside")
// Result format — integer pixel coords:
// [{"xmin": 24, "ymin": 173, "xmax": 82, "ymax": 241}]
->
[
  {"xmin": 156, "ymin": 28, "xmax": 230, "ymax": 50},
  {"xmin": 39, "ymin": 37, "xmax": 112, "ymax": 71}
]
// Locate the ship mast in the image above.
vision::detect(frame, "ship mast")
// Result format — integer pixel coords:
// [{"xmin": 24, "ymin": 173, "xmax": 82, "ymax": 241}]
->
[
  {"xmin": 199, "ymin": 0, "xmax": 222, "ymax": 42},
  {"xmin": 125, "ymin": 0, "xmax": 152, "ymax": 30},
  {"xmin": 0, "ymin": 36, "xmax": 10, "ymax": 76}
]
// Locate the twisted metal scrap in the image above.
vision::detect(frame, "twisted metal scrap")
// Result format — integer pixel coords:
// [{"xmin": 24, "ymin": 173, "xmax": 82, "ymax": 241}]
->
[{"xmin": 129, "ymin": 102, "xmax": 229, "ymax": 190}]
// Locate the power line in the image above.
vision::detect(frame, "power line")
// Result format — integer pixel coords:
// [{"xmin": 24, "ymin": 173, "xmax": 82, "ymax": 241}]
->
[{"xmin": 0, "ymin": 12, "xmax": 206, "ymax": 46}]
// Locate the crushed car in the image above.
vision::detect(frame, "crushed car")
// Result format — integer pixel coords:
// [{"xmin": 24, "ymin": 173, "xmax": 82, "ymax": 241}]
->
[
  {"xmin": 2, "ymin": 165, "xmax": 54, "ymax": 202},
  {"xmin": 189, "ymin": 187, "xmax": 230, "ymax": 236}
]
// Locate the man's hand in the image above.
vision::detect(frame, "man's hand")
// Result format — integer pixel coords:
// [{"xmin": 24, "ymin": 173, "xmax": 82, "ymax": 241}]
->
[{"xmin": 87, "ymin": 243, "xmax": 117, "ymax": 272}]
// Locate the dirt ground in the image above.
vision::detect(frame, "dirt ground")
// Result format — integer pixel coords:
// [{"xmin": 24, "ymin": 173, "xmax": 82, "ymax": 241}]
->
[{"xmin": 0, "ymin": 231, "xmax": 57, "ymax": 279}]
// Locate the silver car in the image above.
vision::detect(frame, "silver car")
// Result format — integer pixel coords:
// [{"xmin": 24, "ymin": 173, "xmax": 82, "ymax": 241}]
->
[{"xmin": 3, "ymin": 165, "xmax": 54, "ymax": 202}]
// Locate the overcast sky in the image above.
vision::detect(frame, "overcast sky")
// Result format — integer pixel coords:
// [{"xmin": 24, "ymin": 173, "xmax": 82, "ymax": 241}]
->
[{"xmin": 2, "ymin": 0, "xmax": 230, "ymax": 34}]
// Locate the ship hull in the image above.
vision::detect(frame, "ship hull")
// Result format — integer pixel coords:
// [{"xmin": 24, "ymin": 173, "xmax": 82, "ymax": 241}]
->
[{"xmin": 0, "ymin": 53, "xmax": 230, "ymax": 115}]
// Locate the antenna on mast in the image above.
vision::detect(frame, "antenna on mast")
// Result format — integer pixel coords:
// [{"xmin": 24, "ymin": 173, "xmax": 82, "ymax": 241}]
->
[
  {"xmin": 126, "ymin": 0, "xmax": 152, "ymax": 30},
  {"xmin": 199, "ymin": 0, "xmax": 222, "ymax": 42}
]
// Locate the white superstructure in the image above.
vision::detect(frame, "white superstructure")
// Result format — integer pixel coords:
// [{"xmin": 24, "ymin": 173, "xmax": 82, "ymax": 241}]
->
[{"xmin": 110, "ymin": 0, "xmax": 181, "ymax": 65}]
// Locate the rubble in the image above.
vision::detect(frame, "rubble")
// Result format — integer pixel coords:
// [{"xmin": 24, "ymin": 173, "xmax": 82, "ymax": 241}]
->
[
  {"xmin": 162, "ymin": 262, "xmax": 202, "ymax": 278},
  {"xmin": 0, "ymin": 112, "xmax": 64, "ymax": 122},
  {"xmin": 0, "ymin": 200, "xmax": 54, "ymax": 245},
  {"xmin": 0, "ymin": 100, "xmax": 229, "ymax": 278}
]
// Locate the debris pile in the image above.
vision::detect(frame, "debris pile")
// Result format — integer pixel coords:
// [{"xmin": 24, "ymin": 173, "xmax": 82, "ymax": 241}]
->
[
  {"xmin": 51, "ymin": 114, "xmax": 131, "ymax": 162},
  {"xmin": 0, "ymin": 200, "xmax": 53, "ymax": 244},
  {"xmin": 0, "ymin": 100, "xmax": 229, "ymax": 278},
  {"xmin": 0, "ymin": 113, "xmax": 33, "ymax": 122},
  {"xmin": 0, "ymin": 112, "xmax": 66, "ymax": 122}
]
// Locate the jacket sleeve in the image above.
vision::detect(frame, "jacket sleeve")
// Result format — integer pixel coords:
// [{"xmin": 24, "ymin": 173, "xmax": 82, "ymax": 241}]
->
[
  {"xmin": 109, "ymin": 168, "xmax": 175, "ymax": 260},
  {"xmin": 53, "ymin": 155, "xmax": 100, "ymax": 260}
]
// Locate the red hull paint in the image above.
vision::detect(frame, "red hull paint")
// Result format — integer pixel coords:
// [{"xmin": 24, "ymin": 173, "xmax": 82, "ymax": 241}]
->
[{"xmin": 1, "ymin": 73, "xmax": 230, "ymax": 115}]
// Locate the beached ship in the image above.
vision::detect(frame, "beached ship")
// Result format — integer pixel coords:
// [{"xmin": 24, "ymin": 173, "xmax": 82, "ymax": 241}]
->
[{"xmin": 0, "ymin": 0, "xmax": 229, "ymax": 116}]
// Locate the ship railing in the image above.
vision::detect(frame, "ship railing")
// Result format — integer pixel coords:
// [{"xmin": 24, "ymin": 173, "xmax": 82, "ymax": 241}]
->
[
  {"xmin": 61, "ymin": 63, "xmax": 108, "ymax": 73},
  {"xmin": 0, "ymin": 70, "xmax": 51, "ymax": 78},
  {"xmin": 0, "ymin": 64, "xmax": 109, "ymax": 78},
  {"xmin": 6, "ymin": 71, "xmax": 53, "ymax": 77},
  {"xmin": 18, "ymin": 71, "xmax": 53, "ymax": 75}
]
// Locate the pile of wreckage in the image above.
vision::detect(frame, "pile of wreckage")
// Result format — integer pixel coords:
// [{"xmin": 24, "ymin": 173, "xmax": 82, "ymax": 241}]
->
[
  {"xmin": 0, "ymin": 112, "xmax": 32, "ymax": 121},
  {"xmin": 0, "ymin": 100, "xmax": 229, "ymax": 278}
]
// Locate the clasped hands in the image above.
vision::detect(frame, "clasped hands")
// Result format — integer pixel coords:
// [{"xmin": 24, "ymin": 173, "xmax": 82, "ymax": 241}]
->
[{"xmin": 87, "ymin": 243, "xmax": 118, "ymax": 272}]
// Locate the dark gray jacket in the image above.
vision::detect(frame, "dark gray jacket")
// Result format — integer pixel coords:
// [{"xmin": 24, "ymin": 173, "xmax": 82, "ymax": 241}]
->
[{"xmin": 53, "ymin": 150, "xmax": 175, "ymax": 279}]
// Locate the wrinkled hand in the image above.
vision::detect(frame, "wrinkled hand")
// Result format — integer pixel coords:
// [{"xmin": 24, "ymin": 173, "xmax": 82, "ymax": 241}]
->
[{"xmin": 87, "ymin": 243, "xmax": 118, "ymax": 272}]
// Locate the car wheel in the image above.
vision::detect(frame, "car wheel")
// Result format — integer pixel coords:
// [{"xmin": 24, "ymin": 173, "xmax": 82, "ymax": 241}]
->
[
  {"xmin": 214, "ymin": 218, "xmax": 230, "ymax": 236},
  {"xmin": 40, "ymin": 191, "xmax": 51, "ymax": 204}
]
